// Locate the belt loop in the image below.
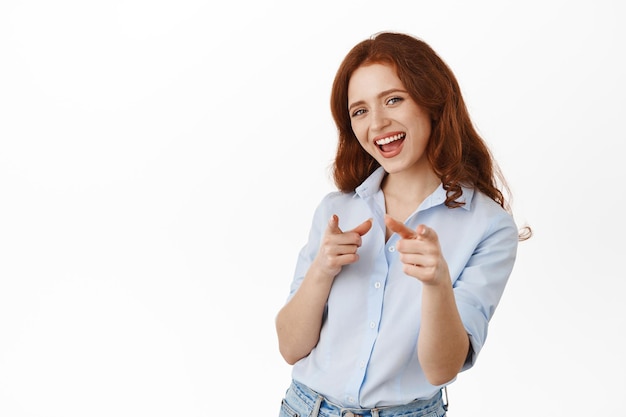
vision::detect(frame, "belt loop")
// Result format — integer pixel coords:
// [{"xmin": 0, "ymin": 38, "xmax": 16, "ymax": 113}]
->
[
  {"xmin": 371, "ymin": 409, "xmax": 380, "ymax": 417},
  {"xmin": 309, "ymin": 394, "xmax": 323, "ymax": 417},
  {"xmin": 442, "ymin": 386, "xmax": 449, "ymax": 411}
]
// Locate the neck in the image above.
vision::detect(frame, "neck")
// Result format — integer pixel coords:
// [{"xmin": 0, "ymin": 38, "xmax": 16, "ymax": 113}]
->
[
  {"xmin": 382, "ymin": 168, "xmax": 440, "ymax": 228},
  {"xmin": 382, "ymin": 167, "xmax": 440, "ymax": 203}
]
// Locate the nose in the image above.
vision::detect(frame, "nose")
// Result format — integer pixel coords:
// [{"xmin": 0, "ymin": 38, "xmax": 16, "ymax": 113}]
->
[{"xmin": 370, "ymin": 107, "xmax": 390, "ymax": 131}]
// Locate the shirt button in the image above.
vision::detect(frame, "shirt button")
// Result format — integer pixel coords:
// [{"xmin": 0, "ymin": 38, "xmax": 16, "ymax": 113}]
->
[
  {"xmin": 359, "ymin": 360, "xmax": 365, "ymax": 368},
  {"xmin": 374, "ymin": 282, "xmax": 381, "ymax": 289},
  {"xmin": 388, "ymin": 246, "xmax": 395, "ymax": 252},
  {"xmin": 369, "ymin": 321, "xmax": 376, "ymax": 329},
  {"xmin": 348, "ymin": 397, "xmax": 355, "ymax": 404}
]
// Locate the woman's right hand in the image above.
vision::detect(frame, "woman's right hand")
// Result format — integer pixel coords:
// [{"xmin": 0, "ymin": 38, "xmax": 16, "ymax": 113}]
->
[
  {"xmin": 312, "ymin": 214, "xmax": 373, "ymax": 278},
  {"xmin": 276, "ymin": 215, "xmax": 372, "ymax": 364}
]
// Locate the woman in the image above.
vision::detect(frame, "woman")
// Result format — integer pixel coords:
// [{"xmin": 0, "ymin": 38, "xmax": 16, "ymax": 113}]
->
[{"xmin": 276, "ymin": 31, "xmax": 530, "ymax": 417}]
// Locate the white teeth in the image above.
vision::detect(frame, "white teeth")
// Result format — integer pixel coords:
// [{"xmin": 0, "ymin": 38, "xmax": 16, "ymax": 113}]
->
[{"xmin": 375, "ymin": 133, "xmax": 405, "ymax": 145}]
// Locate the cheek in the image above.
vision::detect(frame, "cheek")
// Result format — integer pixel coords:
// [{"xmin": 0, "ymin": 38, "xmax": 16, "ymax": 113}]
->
[
  {"xmin": 355, "ymin": 135, "xmax": 368, "ymax": 149},
  {"xmin": 351, "ymin": 123, "xmax": 369, "ymax": 148},
  {"xmin": 355, "ymin": 135, "xmax": 372, "ymax": 154}
]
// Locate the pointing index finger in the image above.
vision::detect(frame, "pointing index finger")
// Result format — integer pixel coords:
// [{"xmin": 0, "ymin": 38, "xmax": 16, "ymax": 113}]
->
[{"xmin": 384, "ymin": 214, "xmax": 417, "ymax": 239}]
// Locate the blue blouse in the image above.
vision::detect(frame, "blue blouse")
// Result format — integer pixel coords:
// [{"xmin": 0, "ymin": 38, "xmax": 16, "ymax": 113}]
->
[{"xmin": 286, "ymin": 167, "xmax": 519, "ymax": 408}]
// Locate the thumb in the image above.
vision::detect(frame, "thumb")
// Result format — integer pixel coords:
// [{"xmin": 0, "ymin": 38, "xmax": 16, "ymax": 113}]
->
[
  {"xmin": 350, "ymin": 218, "xmax": 373, "ymax": 236},
  {"xmin": 327, "ymin": 214, "xmax": 343, "ymax": 234},
  {"xmin": 415, "ymin": 224, "xmax": 435, "ymax": 241}
]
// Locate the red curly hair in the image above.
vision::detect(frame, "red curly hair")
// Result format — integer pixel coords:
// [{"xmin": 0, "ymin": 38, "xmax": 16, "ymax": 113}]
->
[{"xmin": 331, "ymin": 32, "xmax": 508, "ymax": 210}]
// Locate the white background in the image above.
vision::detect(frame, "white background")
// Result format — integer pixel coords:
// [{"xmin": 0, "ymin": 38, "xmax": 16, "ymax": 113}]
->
[{"xmin": 1, "ymin": 0, "xmax": 624, "ymax": 416}]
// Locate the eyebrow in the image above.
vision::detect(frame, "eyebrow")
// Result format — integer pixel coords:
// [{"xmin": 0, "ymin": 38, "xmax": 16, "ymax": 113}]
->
[{"xmin": 348, "ymin": 88, "xmax": 408, "ymax": 112}]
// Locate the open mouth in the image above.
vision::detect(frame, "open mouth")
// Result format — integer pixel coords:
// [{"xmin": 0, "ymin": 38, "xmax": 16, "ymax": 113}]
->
[{"xmin": 375, "ymin": 133, "xmax": 406, "ymax": 152}]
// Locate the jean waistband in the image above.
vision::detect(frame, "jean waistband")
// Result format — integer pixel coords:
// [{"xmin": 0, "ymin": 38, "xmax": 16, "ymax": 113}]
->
[{"xmin": 289, "ymin": 380, "xmax": 446, "ymax": 417}]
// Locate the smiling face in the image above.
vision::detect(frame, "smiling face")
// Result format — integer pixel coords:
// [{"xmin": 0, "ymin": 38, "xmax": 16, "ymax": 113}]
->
[{"xmin": 348, "ymin": 63, "xmax": 433, "ymax": 179}]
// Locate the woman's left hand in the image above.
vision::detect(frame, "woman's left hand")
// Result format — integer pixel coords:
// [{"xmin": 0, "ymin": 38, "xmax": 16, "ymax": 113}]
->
[{"xmin": 384, "ymin": 214, "xmax": 450, "ymax": 286}]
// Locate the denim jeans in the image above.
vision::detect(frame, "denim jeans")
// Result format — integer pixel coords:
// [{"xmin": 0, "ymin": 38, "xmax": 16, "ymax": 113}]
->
[{"xmin": 279, "ymin": 380, "xmax": 447, "ymax": 417}]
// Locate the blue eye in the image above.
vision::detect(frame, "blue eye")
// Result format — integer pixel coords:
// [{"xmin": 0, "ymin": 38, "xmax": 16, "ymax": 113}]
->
[
  {"xmin": 351, "ymin": 108, "xmax": 366, "ymax": 117},
  {"xmin": 387, "ymin": 97, "xmax": 403, "ymax": 105}
]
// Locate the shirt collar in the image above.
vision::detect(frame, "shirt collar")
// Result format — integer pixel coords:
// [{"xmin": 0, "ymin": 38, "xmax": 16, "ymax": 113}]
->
[
  {"xmin": 354, "ymin": 167, "xmax": 387, "ymax": 198},
  {"xmin": 354, "ymin": 166, "xmax": 474, "ymax": 211}
]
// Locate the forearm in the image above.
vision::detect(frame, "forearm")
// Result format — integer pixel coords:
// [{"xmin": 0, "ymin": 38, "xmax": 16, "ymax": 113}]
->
[
  {"xmin": 277, "ymin": 215, "xmax": 372, "ymax": 365},
  {"xmin": 417, "ymin": 278, "xmax": 469, "ymax": 386},
  {"xmin": 275, "ymin": 267, "xmax": 334, "ymax": 365}
]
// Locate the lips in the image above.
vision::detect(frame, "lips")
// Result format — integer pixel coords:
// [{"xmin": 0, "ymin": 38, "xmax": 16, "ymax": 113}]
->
[{"xmin": 375, "ymin": 132, "xmax": 406, "ymax": 155}]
